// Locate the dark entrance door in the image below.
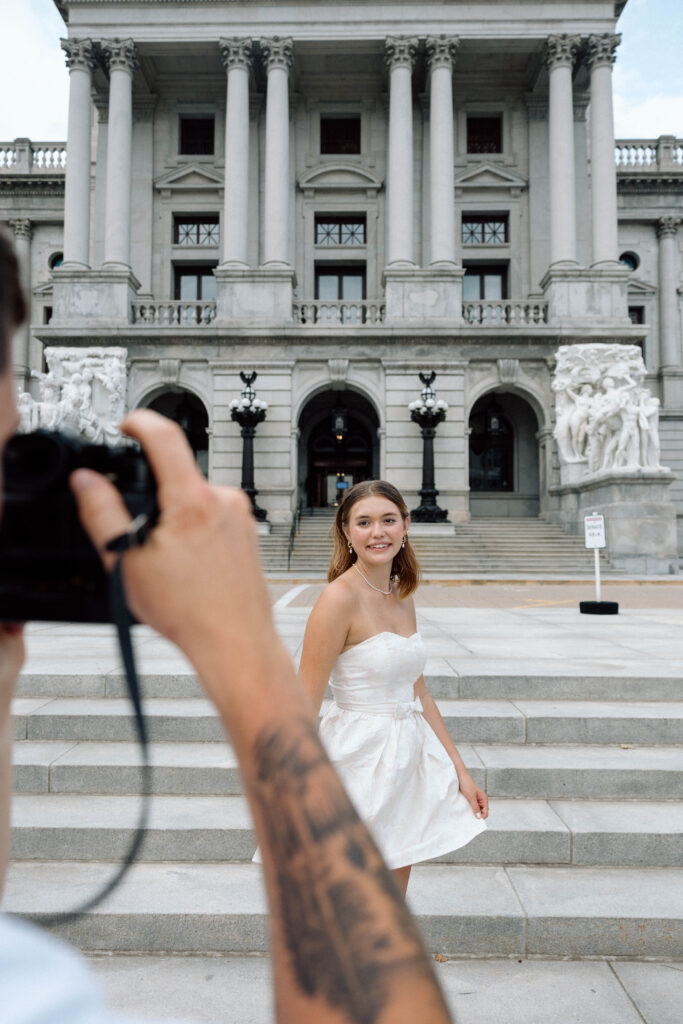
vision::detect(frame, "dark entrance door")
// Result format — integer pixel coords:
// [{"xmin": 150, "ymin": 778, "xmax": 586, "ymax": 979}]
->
[{"xmin": 308, "ymin": 417, "xmax": 373, "ymax": 508}]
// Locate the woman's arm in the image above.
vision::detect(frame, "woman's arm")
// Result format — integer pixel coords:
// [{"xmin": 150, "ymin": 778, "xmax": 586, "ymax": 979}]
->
[
  {"xmin": 297, "ymin": 584, "xmax": 352, "ymax": 717},
  {"xmin": 414, "ymin": 675, "xmax": 488, "ymax": 821}
]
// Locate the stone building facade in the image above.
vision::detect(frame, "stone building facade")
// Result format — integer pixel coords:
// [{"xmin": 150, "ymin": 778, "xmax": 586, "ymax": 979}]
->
[{"xmin": 1, "ymin": 0, "xmax": 682, "ymax": 558}]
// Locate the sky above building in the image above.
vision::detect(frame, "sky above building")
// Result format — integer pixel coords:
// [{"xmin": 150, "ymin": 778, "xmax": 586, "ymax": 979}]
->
[{"xmin": 0, "ymin": 0, "xmax": 681, "ymax": 142}]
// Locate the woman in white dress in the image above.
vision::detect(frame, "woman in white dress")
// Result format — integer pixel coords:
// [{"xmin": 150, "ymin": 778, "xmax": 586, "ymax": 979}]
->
[{"xmin": 299, "ymin": 480, "xmax": 488, "ymax": 895}]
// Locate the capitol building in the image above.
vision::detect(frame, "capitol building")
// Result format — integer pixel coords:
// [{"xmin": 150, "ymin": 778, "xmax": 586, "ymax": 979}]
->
[{"xmin": 1, "ymin": 0, "xmax": 682, "ymax": 570}]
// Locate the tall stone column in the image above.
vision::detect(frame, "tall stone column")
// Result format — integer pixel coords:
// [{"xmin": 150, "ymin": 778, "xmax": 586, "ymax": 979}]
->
[
  {"xmin": 545, "ymin": 35, "xmax": 580, "ymax": 266},
  {"xmin": 61, "ymin": 38, "xmax": 97, "ymax": 268},
  {"xmin": 219, "ymin": 39, "xmax": 253, "ymax": 267},
  {"xmin": 425, "ymin": 35, "xmax": 459, "ymax": 267},
  {"xmin": 657, "ymin": 217, "xmax": 682, "ymax": 369},
  {"xmin": 385, "ymin": 36, "xmax": 418, "ymax": 266},
  {"xmin": 260, "ymin": 37, "xmax": 293, "ymax": 267},
  {"xmin": 586, "ymin": 34, "xmax": 621, "ymax": 267},
  {"xmin": 8, "ymin": 219, "xmax": 31, "ymax": 384},
  {"xmin": 101, "ymin": 38, "xmax": 138, "ymax": 269}
]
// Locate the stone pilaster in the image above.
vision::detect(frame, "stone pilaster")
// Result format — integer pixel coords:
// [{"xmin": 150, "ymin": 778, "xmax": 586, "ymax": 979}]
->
[
  {"xmin": 260, "ymin": 37, "xmax": 293, "ymax": 267},
  {"xmin": 545, "ymin": 35, "xmax": 580, "ymax": 266},
  {"xmin": 61, "ymin": 38, "xmax": 97, "ymax": 268},
  {"xmin": 385, "ymin": 36, "xmax": 418, "ymax": 267},
  {"xmin": 585, "ymin": 34, "xmax": 621, "ymax": 267},
  {"xmin": 219, "ymin": 38, "xmax": 253, "ymax": 267},
  {"xmin": 425, "ymin": 36, "xmax": 459, "ymax": 267},
  {"xmin": 101, "ymin": 38, "xmax": 139, "ymax": 270},
  {"xmin": 8, "ymin": 219, "xmax": 32, "ymax": 385},
  {"xmin": 657, "ymin": 217, "xmax": 682, "ymax": 371}
]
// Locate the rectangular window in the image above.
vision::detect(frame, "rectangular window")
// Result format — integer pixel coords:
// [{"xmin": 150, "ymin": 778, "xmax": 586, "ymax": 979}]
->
[
  {"xmin": 315, "ymin": 216, "xmax": 366, "ymax": 246},
  {"xmin": 467, "ymin": 115, "xmax": 502, "ymax": 154},
  {"xmin": 174, "ymin": 215, "xmax": 220, "ymax": 246},
  {"xmin": 174, "ymin": 265, "xmax": 217, "ymax": 301},
  {"xmin": 314, "ymin": 263, "xmax": 366, "ymax": 322},
  {"xmin": 43, "ymin": 306, "xmax": 53, "ymax": 325},
  {"xmin": 320, "ymin": 116, "xmax": 361, "ymax": 155},
  {"xmin": 179, "ymin": 117, "xmax": 214, "ymax": 155},
  {"xmin": 462, "ymin": 264, "xmax": 508, "ymax": 301},
  {"xmin": 462, "ymin": 214, "xmax": 508, "ymax": 245},
  {"xmin": 628, "ymin": 306, "xmax": 645, "ymax": 325}
]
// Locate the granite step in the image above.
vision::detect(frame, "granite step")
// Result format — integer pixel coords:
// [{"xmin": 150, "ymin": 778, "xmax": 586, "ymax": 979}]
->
[
  {"xmin": 12, "ymin": 697, "xmax": 683, "ymax": 746},
  {"xmin": 5, "ymin": 861, "xmax": 682, "ymax": 958},
  {"xmin": 10, "ymin": 794, "xmax": 683, "ymax": 868},
  {"xmin": 12, "ymin": 741, "xmax": 682, "ymax": 799}
]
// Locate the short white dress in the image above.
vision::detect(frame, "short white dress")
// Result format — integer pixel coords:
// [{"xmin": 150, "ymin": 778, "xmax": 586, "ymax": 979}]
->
[{"xmin": 317, "ymin": 630, "xmax": 486, "ymax": 869}]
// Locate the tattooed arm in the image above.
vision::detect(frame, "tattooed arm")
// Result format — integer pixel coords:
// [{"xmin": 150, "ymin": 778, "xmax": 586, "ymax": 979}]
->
[{"xmin": 73, "ymin": 411, "xmax": 453, "ymax": 1024}]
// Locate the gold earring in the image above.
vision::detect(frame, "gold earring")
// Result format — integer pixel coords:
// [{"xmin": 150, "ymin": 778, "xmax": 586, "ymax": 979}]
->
[
  {"xmin": 402, "ymin": 536, "xmax": 406, "ymax": 549},
  {"xmin": 348, "ymin": 539, "xmax": 353, "ymax": 553}
]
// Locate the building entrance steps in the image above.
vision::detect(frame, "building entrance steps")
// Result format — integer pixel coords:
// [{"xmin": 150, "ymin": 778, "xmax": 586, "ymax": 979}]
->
[
  {"xmin": 7, "ymin": 603, "xmax": 683, "ymax": 960},
  {"xmin": 277, "ymin": 515, "xmax": 622, "ymax": 577}
]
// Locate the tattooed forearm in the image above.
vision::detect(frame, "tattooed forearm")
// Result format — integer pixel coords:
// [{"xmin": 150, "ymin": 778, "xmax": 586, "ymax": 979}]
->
[{"xmin": 250, "ymin": 717, "xmax": 451, "ymax": 1024}]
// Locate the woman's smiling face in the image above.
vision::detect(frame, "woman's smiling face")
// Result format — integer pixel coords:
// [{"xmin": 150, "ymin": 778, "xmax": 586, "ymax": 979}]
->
[{"xmin": 344, "ymin": 495, "xmax": 407, "ymax": 564}]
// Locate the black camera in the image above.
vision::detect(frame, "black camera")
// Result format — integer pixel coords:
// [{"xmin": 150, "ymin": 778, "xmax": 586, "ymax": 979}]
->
[{"xmin": 0, "ymin": 431, "xmax": 158, "ymax": 623}]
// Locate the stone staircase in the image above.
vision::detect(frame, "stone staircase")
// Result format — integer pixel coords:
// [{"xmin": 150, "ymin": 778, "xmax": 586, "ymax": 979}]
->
[
  {"xmin": 6, "ymin": 630, "xmax": 683, "ymax": 959},
  {"xmin": 273, "ymin": 512, "xmax": 619, "ymax": 577}
]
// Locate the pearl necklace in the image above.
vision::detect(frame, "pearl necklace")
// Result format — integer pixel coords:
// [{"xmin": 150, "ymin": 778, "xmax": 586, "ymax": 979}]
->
[{"xmin": 352, "ymin": 561, "xmax": 392, "ymax": 595}]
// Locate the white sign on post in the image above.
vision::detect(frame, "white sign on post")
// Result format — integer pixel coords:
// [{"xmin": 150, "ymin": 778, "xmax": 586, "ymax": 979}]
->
[{"xmin": 584, "ymin": 514, "xmax": 606, "ymax": 549}]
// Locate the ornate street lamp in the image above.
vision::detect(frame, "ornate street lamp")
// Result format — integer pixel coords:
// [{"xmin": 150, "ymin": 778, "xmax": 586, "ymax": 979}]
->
[
  {"xmin": 408, "ymin": 371, "xmax": 449, "ymax": 522},
  {"xmin": 229, "ymin": 371, "xmax": 268, "ymax": 521}
]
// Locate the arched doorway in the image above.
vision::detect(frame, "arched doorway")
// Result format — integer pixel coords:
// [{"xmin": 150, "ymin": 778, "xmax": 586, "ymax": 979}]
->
[
  {"xmin": 469, "ymin": 392, "xmax": 540, "ymax": 516},
  {"xmin": 298, "ymin": 389, "xmax": 380, "ymax": 508},
  {"xmin": 145, "ymin": 389, "xmax": 209, "ymax": 477}
]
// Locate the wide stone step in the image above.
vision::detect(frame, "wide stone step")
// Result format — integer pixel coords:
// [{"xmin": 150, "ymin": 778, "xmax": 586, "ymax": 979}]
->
[
  {"xmin": 17, "ymin": 670, "xmax": 682, "ymax": 702},
  {"xmin": 5, "ymin": 861, "xmax": 682, "ymax": 957},
  {"xmin": 11, "ymin": 794, "xmax": 683, "ymax": 868},
  {"xmin": 13, "ymin": 697, "xmax": 683, "ymax": 746},
  {"xmin": 13, "ymin": 741, "xmax": 682, "ymax": 799}
]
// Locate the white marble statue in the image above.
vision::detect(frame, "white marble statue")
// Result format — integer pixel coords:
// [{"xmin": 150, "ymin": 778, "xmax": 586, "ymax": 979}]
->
[
  {"xmin": 553, "ymin": 344, "xmax": 665, "ymax": 476},
  {"xmin": 16, "ymin": 347, "xmax": 127, "ymax": 445}
]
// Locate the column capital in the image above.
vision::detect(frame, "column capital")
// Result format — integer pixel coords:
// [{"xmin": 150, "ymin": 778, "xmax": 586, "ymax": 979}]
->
[
  {"xmin": 101, "ymin": 38, "xmax": 139, "ymax": 75},
  {"xmin": 385, "ymin": 36, "xmax": 418, "ymax": 72},
  {"xmin": 8, "ymin": 219, "xmax": 32, "ymax": 242},
  {"xmin": 545, "ymin": 34, "xmax": 581, "ymax": 70},
  {"xmin": 219, "ymin": 37, "xmax": 253, "ymax": 72},
  {"xmin": 657, "ymin": 216, "xmax": 681, "ymax": 240},
  {"xmin": 425, "ymin": 35, "xmax": 459, "ymax": 73},
  {"xmin": 61, "ymin": 37, "xmax": 97, "ymax": 72},
  {"xmin": 259, "ymin": 37, "xmax": 293, "ymax": 73},
  {"xmin": 585, "ymin": 33, "xmax": 621, "ymax": 70}
]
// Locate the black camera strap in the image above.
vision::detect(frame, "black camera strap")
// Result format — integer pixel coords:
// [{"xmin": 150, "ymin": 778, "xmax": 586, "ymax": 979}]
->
[{"xmin": 29, "ymin": 557, "xmax": 151, "ymax": 927}]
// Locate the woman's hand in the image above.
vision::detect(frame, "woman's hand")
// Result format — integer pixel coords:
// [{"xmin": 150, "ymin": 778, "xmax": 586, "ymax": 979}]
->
[{"xmin": 457, "ymin": 769, "xmax": 489, "ymax": 820}]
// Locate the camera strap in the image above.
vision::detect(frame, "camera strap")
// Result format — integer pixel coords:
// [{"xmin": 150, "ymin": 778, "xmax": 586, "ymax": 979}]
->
[{"xmin": 29, "ymin": 557, "xmax": 151, "ymax": 927}]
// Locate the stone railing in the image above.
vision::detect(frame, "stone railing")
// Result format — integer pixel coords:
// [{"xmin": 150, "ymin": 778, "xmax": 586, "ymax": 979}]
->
[
  {"xmin": 615, "ymin": 136, "xmax": 683, "ymax": 172},
  {"xmin": 131, "ymin": 300, "xmax": 217, "ymax": 326},
  {"xmin": 462, "ymin": 300, "xmax": 549, "ymax": 326},
  {"xmin": 292, "ymin": 300, "xmax": 385, "ymax": 325},
  {"xmin": 0, "ymin": 139, "xmax": 67, "ymax": 172}
]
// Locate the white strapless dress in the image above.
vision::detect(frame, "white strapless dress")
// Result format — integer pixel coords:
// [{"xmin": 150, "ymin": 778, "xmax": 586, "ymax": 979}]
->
[{"xmin": 317, "ymin": 631, "xmax": 487, "ymax": 869}]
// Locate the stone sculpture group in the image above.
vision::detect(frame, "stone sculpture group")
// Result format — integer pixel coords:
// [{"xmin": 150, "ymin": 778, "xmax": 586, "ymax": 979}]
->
[
  {"xmin": 553, "ymin": 344, "xmax": 663, "ymax": 475},
  {"xmin": 17, "ymin": 347, "xmax": 127, "ymax": 445}
]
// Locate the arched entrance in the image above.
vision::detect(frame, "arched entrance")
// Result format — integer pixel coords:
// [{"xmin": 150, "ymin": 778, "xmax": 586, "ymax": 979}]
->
[
  {"xmin": 298, "ymin": 389, "xmax": 379, "ymax": 508},
  {"xmin": 145, "ymin": 389, "xmax": 210, "ymax": 477},
  {"xmin": 469, "ymin": 392, "xmax": 540, "ymax": 516}
]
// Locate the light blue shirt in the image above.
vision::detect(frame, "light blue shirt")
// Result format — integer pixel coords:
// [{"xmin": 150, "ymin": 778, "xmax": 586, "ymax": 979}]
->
[{"xmin": 0, "ymin": 913, "xmax": 193, "ymax": 1024}]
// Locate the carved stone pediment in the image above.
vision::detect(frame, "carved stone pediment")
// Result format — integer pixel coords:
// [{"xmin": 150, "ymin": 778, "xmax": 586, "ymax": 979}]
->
[
  {"xmin": 154, "ymin": 164, "xmax": 224, "ymax": 194},
  {"xmin": 626, "ymin": 278, "xmax": 657, "ymax": 297},
  {"xmin": 298, "ymin": 163, "xmax": 383, "ymax": 198},
  {"xmin": 454, "ymin": 163, "xmax": 527, "ymax": 196}
]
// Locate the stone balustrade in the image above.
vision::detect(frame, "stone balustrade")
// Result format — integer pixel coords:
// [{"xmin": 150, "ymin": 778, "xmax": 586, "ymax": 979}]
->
[
  {"xmin": 0, "ymin": 140, "xmax": 67, "ymax": 172},
  {"xmin": 615, "ymin": 136, "xmax": 683, "ymax": 171},
  {"xmin": 463, "ymin": 300, "xmax": 549, "ymax": 326},
  {"xmin": 131, "ymin": 300, "xmax": 217, "ymax": 326},
  {"xmin": 292, "ymin": 300, "xmax": 386, "ymax": 325}
]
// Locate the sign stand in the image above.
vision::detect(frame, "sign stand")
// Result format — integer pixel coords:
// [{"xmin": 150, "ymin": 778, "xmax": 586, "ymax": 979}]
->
[{"xmin": 580, "ymin": 512, "xmax": 618, "ymax": 615}]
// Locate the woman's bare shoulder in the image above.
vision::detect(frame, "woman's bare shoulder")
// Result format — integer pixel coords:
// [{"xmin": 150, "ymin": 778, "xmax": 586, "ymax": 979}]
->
[{"xmin": 312, "ymin": 573, "xmax": 356, "ymax": 617}]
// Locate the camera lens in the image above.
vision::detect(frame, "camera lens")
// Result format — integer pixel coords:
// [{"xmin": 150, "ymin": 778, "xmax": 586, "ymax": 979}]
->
[{"xmin": 3, "ymin": 431, "xmax": 72, "ymax": 493}]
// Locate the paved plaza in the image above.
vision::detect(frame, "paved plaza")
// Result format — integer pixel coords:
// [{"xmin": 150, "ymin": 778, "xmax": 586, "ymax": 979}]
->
[{"xmin": 13, "ymin": 579, "xmax": 683, "ymax": 1024}]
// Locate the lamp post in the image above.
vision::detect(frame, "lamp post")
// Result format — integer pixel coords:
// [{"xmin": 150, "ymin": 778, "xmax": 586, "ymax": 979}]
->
[
  {"xmin": 229, "ymin": 371, "xmax": 268, "ymax": 521},
  {"xmin": 408, "ymin": 371, "xmax": 449, "ymax": 522}
]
